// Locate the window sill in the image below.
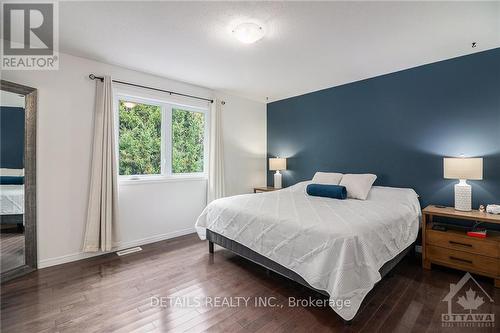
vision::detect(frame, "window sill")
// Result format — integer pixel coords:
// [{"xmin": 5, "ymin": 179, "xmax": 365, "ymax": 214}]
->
[{"xmin": 119, "ymin": 175, "xmax": 207, "ymax": 186}]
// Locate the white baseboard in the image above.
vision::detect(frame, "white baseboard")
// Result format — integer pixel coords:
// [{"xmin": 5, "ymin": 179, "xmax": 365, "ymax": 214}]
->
[{"xmin": 38, "ymin": 228, "xmax": 196, "ymax": 268}]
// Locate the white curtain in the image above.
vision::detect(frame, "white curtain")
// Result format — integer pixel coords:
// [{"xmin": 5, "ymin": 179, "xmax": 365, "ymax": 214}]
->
[
  {"xmin": 83, "ymin": 76, "xmax": 118, "ymax": 252},
  {"xmin": 207, "ymin": 99, "xmax": 225, "ymax": 203}
]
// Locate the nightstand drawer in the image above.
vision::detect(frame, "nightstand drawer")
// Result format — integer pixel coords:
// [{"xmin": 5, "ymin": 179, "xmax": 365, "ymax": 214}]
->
[
  {"xmin": 427, "ymin": 229, "xmax": 499, "ymax": 258},
  {"xmin": 427, "ymin": 245, "xmax": 498, "ymax": 276}
]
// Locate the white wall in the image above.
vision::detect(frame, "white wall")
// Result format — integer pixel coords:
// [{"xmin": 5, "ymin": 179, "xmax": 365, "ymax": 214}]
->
[
  {"xmin": 1, "ymin": 52, "xmax": 266, "ymax": 267},
  {"xmin": 1, "ymin": 90, "xmax": 25, "ymax": 107}
]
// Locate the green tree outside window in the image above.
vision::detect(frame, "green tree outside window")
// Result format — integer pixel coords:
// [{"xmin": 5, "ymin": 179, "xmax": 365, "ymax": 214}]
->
[
  {"xmin": 119, "ymin": 100, "xmax": 161, "ymax": 175},
  {"xmin": 118, "ymin": 100, "xmax": 205, "ymax": 176},
  {"xmin": 172, "ymin": 108, "xmax": 205, "ymax": 173}
]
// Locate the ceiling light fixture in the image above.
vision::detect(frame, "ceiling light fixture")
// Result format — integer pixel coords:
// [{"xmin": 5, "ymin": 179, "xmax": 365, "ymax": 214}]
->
[{"xmin": 232, "ymin": 22, "xmax": 265, "ymax": 44}]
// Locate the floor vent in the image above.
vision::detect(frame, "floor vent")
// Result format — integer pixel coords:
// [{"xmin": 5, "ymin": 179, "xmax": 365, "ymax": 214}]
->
[{"xmin": 116, "ymin": 247, "xmax": 142, "ymax": 256}]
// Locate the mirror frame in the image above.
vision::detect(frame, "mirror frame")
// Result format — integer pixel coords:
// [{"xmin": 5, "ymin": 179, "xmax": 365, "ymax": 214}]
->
[{"xmin": 1, "ymin": 80, "xmax": 37, "ymax": 282}]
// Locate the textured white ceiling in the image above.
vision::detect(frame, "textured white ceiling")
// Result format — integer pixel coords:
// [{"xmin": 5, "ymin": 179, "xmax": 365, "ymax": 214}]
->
[{"xmin": 58, "ymin": 1, "xmax": 500, "ymax": 102}]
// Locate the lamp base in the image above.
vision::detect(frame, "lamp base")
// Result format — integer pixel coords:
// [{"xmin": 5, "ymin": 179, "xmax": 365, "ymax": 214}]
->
[
  {"xmin": 274, "ymin": 171, "xmax": 282, "ymax": 189},
  {"xmin": 454, "ymin": 180, "xmax": 471, "ymax": 211}
]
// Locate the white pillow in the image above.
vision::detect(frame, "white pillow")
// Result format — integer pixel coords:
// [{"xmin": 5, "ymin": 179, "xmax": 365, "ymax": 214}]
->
[
  {"xmin": 0, "ymin": 168, "xmax": 24, "ymax": 176},
  {"xmin": 312, "ymin": 172, "xmax": 343, "ymax": 185},
  {"xmin": 339, "ymin": 174, "xmax": 377, "ymax": 200}
]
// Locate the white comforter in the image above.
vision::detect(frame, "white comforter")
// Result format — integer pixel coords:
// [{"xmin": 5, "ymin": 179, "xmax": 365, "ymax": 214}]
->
[
  {"xmin": 0, "ymin": 185, "xmax": 24, "ymax": 215},
  {"xmin": 195, "ymin": 181, "xmax": 420, "ymax": 320}
]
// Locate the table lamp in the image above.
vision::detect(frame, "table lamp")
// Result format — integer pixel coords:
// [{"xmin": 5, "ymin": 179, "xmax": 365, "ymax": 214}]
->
[
  {"xmin": 269, "ymin": 158, "xmax": 287, "ymax": 189},
  {"xmin": 443, "ymin": 157, "xmax": 483, "ymax": 211}
]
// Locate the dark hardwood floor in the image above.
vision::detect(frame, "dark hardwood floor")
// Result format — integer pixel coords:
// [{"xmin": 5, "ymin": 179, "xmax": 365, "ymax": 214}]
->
[
  {"xmin": 1, "ymin": 228, "xmax": 25, "ymax": 272},
  {"xmin": 1, "ymin": 233, "xmax": 498, "ymax": 332}
]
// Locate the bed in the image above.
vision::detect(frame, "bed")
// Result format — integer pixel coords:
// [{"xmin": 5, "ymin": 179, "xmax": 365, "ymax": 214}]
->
[
  {"xmin": 195, "ymin": 181, "xmax": 421, "ymax": 321},
  {"xmin": 0, "ymin": 185, "xmax": 24, "ymax": 226}
]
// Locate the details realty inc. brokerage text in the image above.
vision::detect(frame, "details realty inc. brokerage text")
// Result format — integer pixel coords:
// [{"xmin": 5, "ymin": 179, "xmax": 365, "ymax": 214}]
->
[{"xmin": 151, "ymin": 296, "xmax": 351, "ymax": 310}]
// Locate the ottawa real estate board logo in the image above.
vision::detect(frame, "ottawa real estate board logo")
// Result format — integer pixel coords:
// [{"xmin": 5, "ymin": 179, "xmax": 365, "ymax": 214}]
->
[
  {"xmin": 442, "ymin": 272, "xmax": 495, "ymax": 328},
  {"xmin": 1, "ymin": 1, "xmax": 59, "ymax": 70}
]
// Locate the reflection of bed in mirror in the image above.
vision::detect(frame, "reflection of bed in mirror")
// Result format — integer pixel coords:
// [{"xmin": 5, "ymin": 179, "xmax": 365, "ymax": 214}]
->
[
  {"xmin": 1, "ymin": 183, "xmax": 24, "ymax": 228},
  {"xmin": 0, "ymin": 170, "xmax": 25, "ymax": 228}
]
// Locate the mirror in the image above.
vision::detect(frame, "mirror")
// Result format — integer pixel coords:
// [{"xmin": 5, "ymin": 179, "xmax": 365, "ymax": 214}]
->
[
  {"xmin": 0, "ymin": 90, "xmax": 25, "ymax": 271},
  {"xmin": 0, "ymin": 80, "xmax": 37, "ymax": 282}
]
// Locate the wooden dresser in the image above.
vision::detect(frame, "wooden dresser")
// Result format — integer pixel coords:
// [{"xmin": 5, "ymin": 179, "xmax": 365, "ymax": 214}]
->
[{"xmin": 422, "ymin": 205, "xmax": 500, "ymax": 287}]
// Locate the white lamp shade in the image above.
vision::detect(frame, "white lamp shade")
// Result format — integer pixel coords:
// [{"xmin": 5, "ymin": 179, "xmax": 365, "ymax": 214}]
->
[
  {"xmin": 269, "ymin": 158, "xmax": 286, "ymax": 171},
  {"xmin": 443, "ymin": 157, "xmax": 483, "ymax": 180}
]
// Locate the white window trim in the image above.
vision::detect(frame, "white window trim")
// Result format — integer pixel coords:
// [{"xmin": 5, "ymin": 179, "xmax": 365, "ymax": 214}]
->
[
  {"xmin": 119, "ymin": 174, "xmax": 207, "ymax": 186},
  {"xmin": 114, "ymin": 92, "xmax": 209, "ymax": 183}
]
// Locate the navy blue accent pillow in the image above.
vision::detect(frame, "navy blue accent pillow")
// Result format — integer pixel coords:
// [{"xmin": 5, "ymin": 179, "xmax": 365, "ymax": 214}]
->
[
  {"xmin": 306, "ymin": 184, "xmax": 347, "ymax": 200},
  {"xmin": 0, "ymin": 176, "xmax": 24, "ymax": 185}
]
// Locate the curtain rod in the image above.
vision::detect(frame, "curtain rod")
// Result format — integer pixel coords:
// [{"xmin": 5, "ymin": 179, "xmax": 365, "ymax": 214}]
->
[{"xmin": 88, "ymin": 74, "xmax": 214, "ymax": 104}]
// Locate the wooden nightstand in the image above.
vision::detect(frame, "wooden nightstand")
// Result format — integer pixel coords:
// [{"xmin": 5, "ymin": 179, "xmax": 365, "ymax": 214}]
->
[
  {"xmin": 422, "ymin": 205, "xmax": 500, "ymax": 287},
  {"xmin": 253, "ymin": 186, "xmax": 279, "ymax": 193}
]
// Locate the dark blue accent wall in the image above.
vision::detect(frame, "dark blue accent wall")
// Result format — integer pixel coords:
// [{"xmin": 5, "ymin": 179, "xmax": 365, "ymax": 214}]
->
[
  {"xmin": 267, "ymin": 48, "xmax": 500, "ymax": 208},
  {"xmin": 0, "ymin": 106, "xmax": 25, "ymax": 169}
]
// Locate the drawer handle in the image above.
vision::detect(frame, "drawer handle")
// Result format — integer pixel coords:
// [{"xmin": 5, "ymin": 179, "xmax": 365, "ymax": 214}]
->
[
  {"xmin": 449, "ymin": 240, "xmax": 472, "ymax": 247},
  {"xmin": 449, "ymin": 256, "xmax": 473, "ymax": 265}
]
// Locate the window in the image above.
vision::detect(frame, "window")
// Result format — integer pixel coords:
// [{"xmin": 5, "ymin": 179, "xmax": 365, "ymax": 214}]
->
[
  {"xmin": 116, "ymin": 95, "xmax": 208, "ymax": 180},
  {"xmin": 118, "ymin": 100, "xmax": 162, "ymax": 176},
  {"xmin": 172, "ymin": 108, "xmax": 205, "ymax": 174}
]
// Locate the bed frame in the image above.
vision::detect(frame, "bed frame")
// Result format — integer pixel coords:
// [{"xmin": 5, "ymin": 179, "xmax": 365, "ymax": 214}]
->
[
  {"xmin": 0, "ymin": 214, "xmax": 24, "ymax": 231},
  {"xmin": 207, "ymin": 229, "xmax": 414, "ymax": 322}
]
